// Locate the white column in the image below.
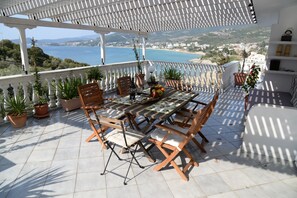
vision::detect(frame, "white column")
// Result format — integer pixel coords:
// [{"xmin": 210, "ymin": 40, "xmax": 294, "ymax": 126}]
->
[
  {"xmin": 17, "ymin": 27, "xmax": 30, "ymax": 74},
  {"xmin": 100, "ymin": 33, "xmax": 105, "ymax": 65},
  {"xmin": 4, "ymin": 24, "xmax": 35, "ymax": 74},
  {"xmin": 142, "ymin": 37, "xmax": 147, "ymax": 60},
  {"xmin": 95, "ymin": 31, "xmax": 109, "ymax": 65}
]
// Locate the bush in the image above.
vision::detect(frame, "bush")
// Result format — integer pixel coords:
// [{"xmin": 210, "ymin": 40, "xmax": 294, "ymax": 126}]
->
[
  {"xmin": 57, "ymin": 78, "xmax": 83, "ymax": 100},
  {"xmin": 163, "ymin": 67, "xmax": 182, "ymax": 80},
  {"xmin": 87, "ymin": 67, "xmax": 104, "ymax": 81}
]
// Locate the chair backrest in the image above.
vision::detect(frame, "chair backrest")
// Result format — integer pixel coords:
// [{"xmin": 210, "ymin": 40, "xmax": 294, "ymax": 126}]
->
[
  {"xmin": 189, "ymin": 90, "xmax": 219, "ymax": 135},
  {"xmin": 77, "ymin": 83, "xmax": 104, "ymax": 113},
  {"xmin": 117, "ymin": 76, "xmax": 131, "ymax": 96}
]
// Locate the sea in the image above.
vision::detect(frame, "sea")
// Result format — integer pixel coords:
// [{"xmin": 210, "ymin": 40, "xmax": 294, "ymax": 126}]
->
[{"xmin": 40, "ymin": 45, "xmax": 199, "ymax": 65}]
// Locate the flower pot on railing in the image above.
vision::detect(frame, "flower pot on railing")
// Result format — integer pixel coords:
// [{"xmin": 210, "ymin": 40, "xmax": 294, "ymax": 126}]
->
[
  {"xmin": 165, "ymin": 79, "xmax": 182, "ymax": 90},
  {"xmin": 60, "ymin": 98, "xmax": 81, "ymax": 112},
  {"xmin": 233, "ymin": 73, "xmax": 247, "ymax": 87},
  {"xmin": 57, "ymin": 77, "xmax": 83, "ymax": 112}
]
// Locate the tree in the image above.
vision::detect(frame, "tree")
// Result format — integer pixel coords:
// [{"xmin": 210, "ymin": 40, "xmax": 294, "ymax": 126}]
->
[
  {"xmin": 31, "ymin": 37, "xmax": 37, "ymax": 47},
  {"xmin": 28, "ymin": 47, "xmax": 49, "ymax": 67},
  {"xmin": 240, "ymin": 49, "xmax": 249, "ymax": 73}
]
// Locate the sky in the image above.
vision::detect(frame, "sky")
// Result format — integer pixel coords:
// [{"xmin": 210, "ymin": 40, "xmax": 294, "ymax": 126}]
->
[{"xmin": 0, "ymin": 23, "xmax": 98, "ymax": 40}]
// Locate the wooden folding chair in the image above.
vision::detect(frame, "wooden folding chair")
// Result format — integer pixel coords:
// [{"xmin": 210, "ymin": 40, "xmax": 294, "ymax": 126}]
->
[
  {"xmin": 149, "ymin": 104, "xmax": 211, "ymax": 181},
  {"xmin": 173, "ymin": 90, "xmax": 219, "ymax": 153},
  {"xmin": 78, "ymin": 83, "xmax": 125, "ymax": 149},
  {"xmin": 117, "ymin": 76, "xmax": 131, "ymax": 96},
  {"xmin": 99, "ymin": 116, "xmax": 148, "ymax": 185}
]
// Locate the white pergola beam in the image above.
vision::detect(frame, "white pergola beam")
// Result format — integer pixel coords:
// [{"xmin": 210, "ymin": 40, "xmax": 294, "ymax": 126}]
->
[
  {"xmin": 0, "ymin": 0, "xmax": 255, "ymax": 33},
  {"xmin": 0, "ymin": 16, "xmax": 148, "ymax": 36}
]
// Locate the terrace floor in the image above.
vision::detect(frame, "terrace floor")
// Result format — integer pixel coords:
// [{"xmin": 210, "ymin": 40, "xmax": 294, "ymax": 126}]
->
[{"xmin": 0, "ymin": 88, "xmax": 296, "ymax": 198}]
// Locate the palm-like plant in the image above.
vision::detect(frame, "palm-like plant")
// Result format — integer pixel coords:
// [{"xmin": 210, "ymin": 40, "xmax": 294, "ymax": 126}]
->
[
  {"xmin": 5, "ymin": 95, "xmax": 27, "ymax": 116},
  {"xmin": 57, "ymin": 78, "xmax": 83, "ymax": 100},
  {"xmin": 163, "ymin": 67, "xmax": 182, "ymax": 80},
  {"xmin": 87, "ymin": 67, "xmax": 104, "ymax": 82}
]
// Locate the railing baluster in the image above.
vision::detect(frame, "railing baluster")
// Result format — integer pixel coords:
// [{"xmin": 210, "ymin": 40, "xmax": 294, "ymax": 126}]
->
[{"xmin": 47, "ymin": 78, "xmax": 56, "ymax": 108}]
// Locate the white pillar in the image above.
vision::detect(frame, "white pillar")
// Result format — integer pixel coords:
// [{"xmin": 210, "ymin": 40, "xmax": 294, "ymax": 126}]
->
[
  {"xmin": 4, "ymin": 24, "xmax": 35, "ymax": 74},
  {"xmin": 142, "ymin": 37, "xmax": 147, "ymax": 60},
  {"xmin": 95, "ymin": 31, "xmax": 109, "ymax": 65},
  {"xmin": 98, "ymin": 33, "xmax": 106, "ymax": 65},
  {"xmin": 17, "ymin": 27, "xmax": 30, "ymax": 74}
]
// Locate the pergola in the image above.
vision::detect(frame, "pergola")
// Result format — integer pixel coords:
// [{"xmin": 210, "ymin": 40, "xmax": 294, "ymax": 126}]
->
[{"xmin": 0, "ymin": 0, "xmax": 295, "ymax": 73}]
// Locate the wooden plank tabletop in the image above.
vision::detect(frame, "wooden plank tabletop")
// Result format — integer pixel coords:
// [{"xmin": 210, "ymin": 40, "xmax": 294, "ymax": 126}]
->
[{"xmin": 104, "ymin": 88, "xmax": 198, "ymax": 121}]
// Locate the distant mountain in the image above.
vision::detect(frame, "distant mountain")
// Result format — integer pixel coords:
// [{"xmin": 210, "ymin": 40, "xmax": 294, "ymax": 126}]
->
[{"xmin": 10, "ymin": 25, "xmax": 270, "ymax": 47}]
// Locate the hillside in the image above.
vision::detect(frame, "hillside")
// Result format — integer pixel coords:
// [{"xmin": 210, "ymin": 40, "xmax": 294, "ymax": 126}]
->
[{"xmin": 27, "ymin": 25, "xmax": 270, "ymax": 47}]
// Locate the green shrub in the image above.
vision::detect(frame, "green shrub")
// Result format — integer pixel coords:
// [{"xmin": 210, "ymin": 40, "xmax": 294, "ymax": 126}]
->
[
  {"xmin": 5, "ymin": 95, "xmax": 27, "ymax": 116},
  {"xmin": 163, "ymin": 67, "xmax": 182, "ymax": 80},
  {"xmin": 87, "ymin": 67, "xmax": 104, "ymax": 81},
  {"xmin": 57, "ymin": 78, "xmax": 83, "ymax": 100}
]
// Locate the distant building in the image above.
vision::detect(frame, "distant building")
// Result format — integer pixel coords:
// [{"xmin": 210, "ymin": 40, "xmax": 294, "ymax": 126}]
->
[{"xmin": 244, "ymin": 52, "xmax": 266, "ymax": 71}]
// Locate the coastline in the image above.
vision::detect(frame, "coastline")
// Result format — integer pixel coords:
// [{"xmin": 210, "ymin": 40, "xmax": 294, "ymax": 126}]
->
[{"xmin": 104, "ymin": 45, "xmax": 205, "ymax": 56}]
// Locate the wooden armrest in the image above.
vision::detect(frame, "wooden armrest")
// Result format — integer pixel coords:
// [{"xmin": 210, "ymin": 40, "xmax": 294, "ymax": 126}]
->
[
  {"xmin": 81, "ymin": 105, "xmax": 103, "ymax": 110},
  {"xmin": 155, "ymin": 123, "xmax": 187, "ymax": 138}
]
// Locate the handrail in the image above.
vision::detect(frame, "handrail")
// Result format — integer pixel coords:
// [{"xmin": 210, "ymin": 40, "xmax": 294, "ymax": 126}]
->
[{"xmin": 0, "ymin": 60, "xmax": 234, "ymax": 124}]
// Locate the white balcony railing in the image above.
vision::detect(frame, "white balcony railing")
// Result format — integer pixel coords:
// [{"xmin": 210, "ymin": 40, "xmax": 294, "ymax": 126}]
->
[{"xmin": 0, "ymin": 60, "xmax": 239, "ymax": 124}]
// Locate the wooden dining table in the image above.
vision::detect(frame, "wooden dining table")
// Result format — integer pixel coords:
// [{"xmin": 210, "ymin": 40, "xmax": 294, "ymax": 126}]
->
[
  {"xmin": 103, "ymin": 88, "xmax": 198, "ymax": 162},
  {"xmin": 104, "ymin": 88, "xmax": 199, "ymax": 133}
]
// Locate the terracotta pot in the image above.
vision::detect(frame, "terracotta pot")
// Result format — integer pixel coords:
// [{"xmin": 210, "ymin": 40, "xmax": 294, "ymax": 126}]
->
[
  {"xmin": 233, "ymin": 73, "xmax": 247, "ymax": 87},
  {"xmin": 7, "ymin": 113, "xmax": 27, "ymax": 128},
  {"xmin": 165, "ymin": 79, "xmax": 181, "ymax": 89},
  {"xmin": 34, "ymin": 103, "xmax": 49, "ymax": 118},
  {"xmin": 60, "ymin": 98, "xmax": 81, "ymax": 112}
]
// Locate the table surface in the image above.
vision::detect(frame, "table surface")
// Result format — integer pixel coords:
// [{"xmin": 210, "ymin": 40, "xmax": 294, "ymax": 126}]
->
[{"xmin": 104, "ymin": 88, "xmax": 198, "ymax": 121}]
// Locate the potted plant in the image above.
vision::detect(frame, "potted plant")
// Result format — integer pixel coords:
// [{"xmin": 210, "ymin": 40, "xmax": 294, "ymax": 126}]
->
[
  {"xmin": 87, "ymin": 67, "xmax": 104, "ymax": 83},
  {"xmin": 234, "ymin": 49, "xmax": 249, "ymax": 87},
  {"xmin": 163, "ymin": 66, "xmax": 182, "ymax": 89},
  {"xmin": 242, "ymin": 64, "xmax": 260, "ymax": 110},
  {"xmin": 0, "ymin": 93, "xmax": 5, "ymax": 123},
  {"xmin": 133, "ymin": 40, "xmax": 145, "ymax": 88},
  {"xmin": 5, "ymin": 95, "xmax": 27, "ymax": 128},
  {"xmin": 57, "ymin": 78, "xmax": 83, "ymax": 111},
  {"xmin": 33, "ymin": 67, "xmax": 49, "ymax": 118}
]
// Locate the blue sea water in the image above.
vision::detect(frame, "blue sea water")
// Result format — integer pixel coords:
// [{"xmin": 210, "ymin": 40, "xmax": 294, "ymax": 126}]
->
[{"xmin": 40, "ymin": 45, "xmax": 199, "ymax": 65}]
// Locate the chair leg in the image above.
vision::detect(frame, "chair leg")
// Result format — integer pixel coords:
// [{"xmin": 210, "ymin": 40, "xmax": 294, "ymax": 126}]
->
[
  {"xmin": 107, "ymin": 141, "xmax": 122, "ymax": 161},
  {"xmin": 154, "ymin": 145, "xmax": 189, "ymax": 181},
  {"xmin": 154, "ymin": 145, "xmax": 179, "ymax": 171},
  {"xmin": 198, "ymin": 131, "xmax": 209, "ymax": 143},
  {"xmin": 101, "ymin": 142, "xmax": 123, "ymax": 176},
  {"xmin": 123, "ymin": 144, "xmax": 144, "ymax": 185},
  {"xmin": 101, "ymin": 143, "xmax": 115, "ymax": 175},
  {"xmin": 87, "ymin": 123, "xmax": 107, "ymax": 149},
  {"xmin": 182, "ymin": 148, "xmax": 199, "ymax": 167},
  {"xmin": 191, "ymin": 138, "xmax": 207, "ymax": 153}
]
